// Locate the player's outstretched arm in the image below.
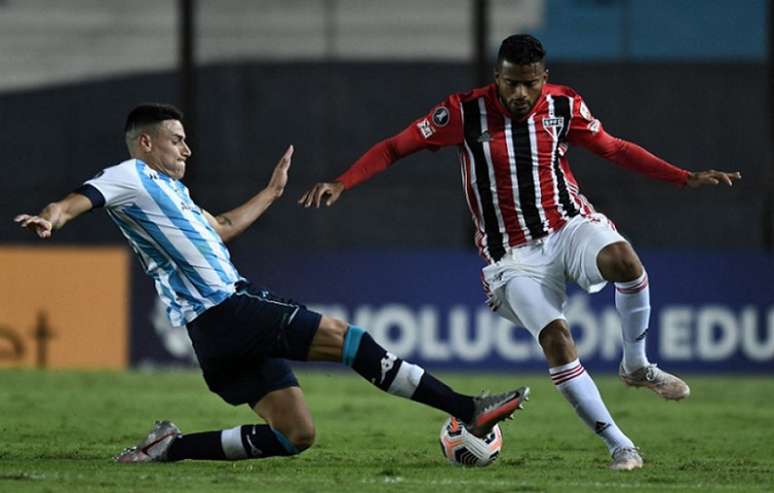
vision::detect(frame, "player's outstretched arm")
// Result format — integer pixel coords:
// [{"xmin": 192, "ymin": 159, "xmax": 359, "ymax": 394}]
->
[
  {"xmin": 14, "ymin": 193, "xmax": 94, "ymax": 239},
  {"xmin": 298, "ymin": 181, "xmax": 345, "ymax": 208},
  {"xmin": 685, "ymin": 169, "xmax": 742, "ymax": 188},
  {"xmin": 204, "ymin": 145, "xmax": 293, "ymax": 242},
  {"xmin": 298, "ymin": 124, "xmax": 431, "ymax": 209}
]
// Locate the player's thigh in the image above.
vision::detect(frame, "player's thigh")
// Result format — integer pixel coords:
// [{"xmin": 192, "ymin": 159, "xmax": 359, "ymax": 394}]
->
[
  {"xmin": 495, "ymin": 275, "xmax": 566, "ymax": 340},
  {"xmin": 306, "ymin": 315, "xmax": 348, "ymax": 362},
  {"xmin": 254, "ymin": 386, "xmax": 315, "ymax": 449},
  {"xmin": 563, "ymin": 214, "xmax": 629, "ymax": 291}
]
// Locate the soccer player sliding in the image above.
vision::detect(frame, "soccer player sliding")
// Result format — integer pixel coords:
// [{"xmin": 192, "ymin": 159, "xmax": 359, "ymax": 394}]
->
[
  {"xmin": 15, "ymin": 104, "xmax": 529, "ymax": 464},
  {"xmin": 300, "ymin": 34, "xmax": 741, "ymax": 470}
]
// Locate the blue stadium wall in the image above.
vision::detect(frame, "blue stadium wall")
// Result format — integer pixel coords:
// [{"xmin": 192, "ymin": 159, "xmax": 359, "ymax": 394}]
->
[{"xmin": 129, "ymin": 251, "xmax": 774, "ymax": 373}]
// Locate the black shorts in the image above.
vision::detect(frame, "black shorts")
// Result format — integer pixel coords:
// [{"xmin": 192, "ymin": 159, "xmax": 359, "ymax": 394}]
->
[{"xmin": 187, "ymin": 283, "xmax": 322, "ymax": 406}]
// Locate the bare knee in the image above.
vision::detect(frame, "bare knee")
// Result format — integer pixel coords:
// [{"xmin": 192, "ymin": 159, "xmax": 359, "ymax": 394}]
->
[
  {"xmin": 255, "ymin": 387, "xmax": 316, "ymax": 454},
  {"xmin": 597, "ymin": 242, "xmax": 643, "ymax": 282},
  {"xmin": 538, "ymin": 321, "xmax": 577, "ymax": 366},
  {"xmin": 281, "ymin": 423, "xmax": 316, "ymax": 453}
]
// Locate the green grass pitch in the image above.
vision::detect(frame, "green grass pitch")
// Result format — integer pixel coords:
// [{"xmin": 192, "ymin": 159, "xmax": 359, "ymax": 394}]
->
[{"xmin": 1, "ymin": 369, "xmax": 772, "ymax": 492}]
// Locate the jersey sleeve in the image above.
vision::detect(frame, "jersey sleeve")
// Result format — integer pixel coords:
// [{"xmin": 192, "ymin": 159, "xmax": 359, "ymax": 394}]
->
[
  {"xmin": 336, "ymin": 94, "xmax": 465, "ymax": 189},
  {"xmin": 566, "ymin": 95, "xmax": 690, "ymax": 186},
  {"xmin": 409, "ymin": 94, "xmax": 465, "ymax": 150},
  {"xmin": 80, "ymin": 161, "xmax": 139, "ymax": 208}
]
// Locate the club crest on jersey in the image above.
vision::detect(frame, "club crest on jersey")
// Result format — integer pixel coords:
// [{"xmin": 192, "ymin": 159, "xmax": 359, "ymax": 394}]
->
[
  {"xmin": 542, "ymin": 116, "xmax": 564, "ymax": 139},
  {"xmin": 432, "ymin": 106, "xmax": 450, "ymax": 127},
  {"xmin": 417, "ymin": 118, "xmax": 435, "ymax": 139}
]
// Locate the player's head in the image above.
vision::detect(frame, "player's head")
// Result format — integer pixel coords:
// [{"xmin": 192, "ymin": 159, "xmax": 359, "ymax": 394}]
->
[
  {"xmin": 494, "ymin": 34, "xmax": 548, "ymax": 118},
  {"xmin": 125, "ymin": 103, "xmax": 191, "ymax": 180}
]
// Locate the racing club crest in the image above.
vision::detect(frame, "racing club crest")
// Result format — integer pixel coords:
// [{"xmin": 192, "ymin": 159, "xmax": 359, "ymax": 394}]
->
[
  {"xmin": 432, "ymin": 106, "xmax": 450, "ymax": 127},
  {"xmin": 542, "ymin": 116, "xmax": 564, "ymax": 139}
]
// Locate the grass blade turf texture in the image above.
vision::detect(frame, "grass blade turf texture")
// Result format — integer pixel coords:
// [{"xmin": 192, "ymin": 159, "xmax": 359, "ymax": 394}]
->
[{"xmin": 0, "ymin": 369, "xmax": 772, "ymax": 492}]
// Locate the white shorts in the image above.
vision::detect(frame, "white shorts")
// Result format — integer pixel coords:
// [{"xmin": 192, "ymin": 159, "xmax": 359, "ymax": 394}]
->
[{"xmin": 481, "ymin": 213, "xmax": 626, "ymax": 339}]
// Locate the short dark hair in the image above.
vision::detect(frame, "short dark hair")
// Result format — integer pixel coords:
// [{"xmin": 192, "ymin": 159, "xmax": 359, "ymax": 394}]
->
[
  {"xmin": 124, "ymin": 103, "xmax": 183, "ymax": 133},
  {"xmin": 497, "ymin": 34, "xmax": 546, "ymax": 67}
]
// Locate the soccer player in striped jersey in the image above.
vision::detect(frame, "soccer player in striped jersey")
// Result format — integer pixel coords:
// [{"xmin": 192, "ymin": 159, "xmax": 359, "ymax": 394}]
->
[
  {"xmin": 300, "ymin": 35, "xmax": 741, "ymax": 470},
  {"xmin": 15, "ymin": 103, "xmax": 529, "ymax": 464}
]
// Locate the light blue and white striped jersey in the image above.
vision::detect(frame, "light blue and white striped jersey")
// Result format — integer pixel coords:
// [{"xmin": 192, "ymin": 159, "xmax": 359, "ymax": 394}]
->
[{"xmin": 84, "ymin": 159, "xmax": 243, "ymax": 326}]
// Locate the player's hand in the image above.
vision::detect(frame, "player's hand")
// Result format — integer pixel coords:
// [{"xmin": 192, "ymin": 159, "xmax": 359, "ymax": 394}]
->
[
  {"xmin": 14, "ymin": 214, "xmax": 53, "ymax": 238},
  {"xmin": 266, "ymin": 145, "xmax": 294, "ymax": 198},
  {"xmin": 685, "ymin": 169, "xmax": 741, "ymax": 188},
  {"xmin": 298, "ymin": 181, "xmax": 345, "ymax": 208}
]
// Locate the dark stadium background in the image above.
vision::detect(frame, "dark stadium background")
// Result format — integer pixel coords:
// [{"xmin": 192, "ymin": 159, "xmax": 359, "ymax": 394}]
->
[{"xmin": 0, "ymin": 0, "xmax": 771, "ymax": 374}]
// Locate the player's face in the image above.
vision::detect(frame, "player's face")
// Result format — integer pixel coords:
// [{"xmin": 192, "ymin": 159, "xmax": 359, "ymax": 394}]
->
[
  {"xmin": 495, "ymin": 60, "xmax": 548, "ymax": 118},
  {"xmin": 147, "ymin": 120, "xmax": 192, "ymax": 180}
]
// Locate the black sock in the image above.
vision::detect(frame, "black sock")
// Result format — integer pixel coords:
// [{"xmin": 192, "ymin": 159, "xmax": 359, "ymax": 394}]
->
[
  {"xmin": 343, "ymin": 326, "xmax": 474, "ymax": 421},
  {"xmin": 167, "ymin": 430, "xmax": 225, "ymax": 461},
  {"xmin": 414, "ymin": 373, "xmax": 474, "ymax": 423},
  {"xmin": 166, "ymin": 425, "xmax": 298, "ymax": 461}
]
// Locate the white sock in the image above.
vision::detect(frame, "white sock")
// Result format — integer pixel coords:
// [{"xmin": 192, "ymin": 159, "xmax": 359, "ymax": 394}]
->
[
  {"xmin": 615, "ymin": 272, "xmax": 651, "ymax": 373},
  {"xmin": 550, "ymin": 359, "xmax": 635, "ymax": 454},
  {"xmin": 220, "ymin": 426, "xmax": 248, "ymax": 460}
]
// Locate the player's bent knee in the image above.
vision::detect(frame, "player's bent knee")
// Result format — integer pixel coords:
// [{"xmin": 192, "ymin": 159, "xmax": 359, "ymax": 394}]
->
[
  {"xmin": 614, "ymin": 256, "xmax": 642, "ymax": 280},
  {"xmin": 287, "ymin": 426, "xmax": 316, "ymax": 452},
  {"xmin": 271, "ymin": 422, "xmax": 315, "ymax": 454},
  {"xmin": 598, "ymin": 243, "xmax": 643, "ymax": 281},
  {"xmin": 538, "ymin": 322, "xmax": 576, "ymax": 360}
]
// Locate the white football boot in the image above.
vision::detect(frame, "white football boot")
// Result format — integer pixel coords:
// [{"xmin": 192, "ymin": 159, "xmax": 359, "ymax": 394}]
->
[
  {"xmin": 609, "ymin": 447, "xmax": 643, "ymax": 471},
  {"xmin": 619, "ymin": 364, "xmax": 690, "ymax": 401},
  {"xmin": 114, "ymin": 420, "xmax": 180, "ymax": 463}
]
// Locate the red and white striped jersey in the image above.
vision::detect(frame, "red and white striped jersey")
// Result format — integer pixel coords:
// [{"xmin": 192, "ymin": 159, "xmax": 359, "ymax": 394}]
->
[{"xmin": 337, "ymin": 83, "xmax": 689, "ymax": 263}]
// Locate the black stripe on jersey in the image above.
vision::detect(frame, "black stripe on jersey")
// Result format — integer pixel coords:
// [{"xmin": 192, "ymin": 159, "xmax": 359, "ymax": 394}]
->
[
  {"xmin": 511, "ymin": 120, "xmax": 546, "ymax": 239},
  {"xmin": 551, "ymin": 96, "xmax": 579, "ymax": 217},
  {"xmin": 463, "ymin": 99, "xmax": 505, "ymax": 261}
]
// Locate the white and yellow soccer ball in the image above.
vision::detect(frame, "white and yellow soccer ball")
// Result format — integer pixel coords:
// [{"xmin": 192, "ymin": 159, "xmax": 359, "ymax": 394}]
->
[{"xmin": 439, "ymin": 416, "xmax": 502, "ymax": 467}]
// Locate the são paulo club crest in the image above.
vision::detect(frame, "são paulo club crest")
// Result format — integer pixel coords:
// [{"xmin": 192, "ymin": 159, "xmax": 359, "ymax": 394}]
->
[{"xmin": 542, "ymin": 116, "xmax": 565, "ymax": 139}]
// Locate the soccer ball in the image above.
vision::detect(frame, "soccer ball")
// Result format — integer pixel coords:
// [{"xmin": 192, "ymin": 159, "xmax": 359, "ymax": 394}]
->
[{"xmin": 438, "ymin": 416, "xmax": 502, "ymax": 467}]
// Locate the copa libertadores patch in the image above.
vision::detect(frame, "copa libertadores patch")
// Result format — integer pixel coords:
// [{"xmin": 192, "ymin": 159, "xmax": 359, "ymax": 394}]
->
[{"xmin": 432, "ymin": 106, "xmax": 450, "ymax": 127}]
